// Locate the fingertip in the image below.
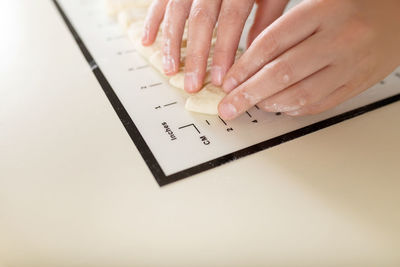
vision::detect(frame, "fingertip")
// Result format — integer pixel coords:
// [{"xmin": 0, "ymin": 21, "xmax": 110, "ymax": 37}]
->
[
  {"xmin": 141, "ymin": 38, "xmax": 152, "ymax": 46},
  {"xmin": 162, "ymin": 55, "xmax": 178, "ymax": 76},
  {"xmin": 165, "ymin": 70, "xmax": 179, "ymax": 76},
  {"xmin": 222, "ymin": 76, "xmax": 239, "ymax": 93},
  {"xmin": 184, "ymin": 72, "xmax": 201, "ymax": 93},
  {"xmin": 218, "ymin": 101, "xmax": 238, "ymax": 120},
  {"xmin": 141, "ymin": 26, "xmax": 155, "ymax": 46}
]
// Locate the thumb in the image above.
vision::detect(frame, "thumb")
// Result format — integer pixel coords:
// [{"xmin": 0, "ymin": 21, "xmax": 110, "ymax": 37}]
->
[{"xmin": 247, "ymin": 0, "xmax": 289, "ymax": 48}]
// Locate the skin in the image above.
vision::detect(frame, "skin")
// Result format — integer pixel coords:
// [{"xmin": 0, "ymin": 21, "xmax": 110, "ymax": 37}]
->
[{"xmin": 143, "ymin": 0, "xmax": 400, "ymax": 120}]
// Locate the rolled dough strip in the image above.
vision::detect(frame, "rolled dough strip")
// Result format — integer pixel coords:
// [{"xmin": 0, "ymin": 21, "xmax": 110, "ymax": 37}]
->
[
  {"xmin": 128, "ymin": 22, "xmax": 161, "ymax": 59},
  {"xmin": 169, "ymin": 71, "xmax": 212, "ymax": 90},
  {"xmin": 106, "ymin": 0, "xmax": 151, "ymax": 17},
  {"xmin": 185, "ymin": 84, "xmax": 226, "ymax": 115},
  {"xmin": 168, "ymin": 48, "xmax": 215, "ymax": 89},
  {"xmin": 117, "ymin": 8, "xmax": 148, "ymax": 30},
  {"xmin": 149, "ymin": 50, "xmax": 167, "ymax": 76},
  {"xmin": 121, "ymin": 11, "xmax": 233, "ymax": 116}
]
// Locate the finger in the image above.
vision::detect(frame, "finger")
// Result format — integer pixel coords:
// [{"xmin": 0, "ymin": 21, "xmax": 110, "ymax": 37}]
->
[
  {"xmin": 162, "ymin": 0, "xmax": 193, "ymax": 75},
  {"xmin": 259, "ymin": 65, "xmax": 349, "ymax": 113},
  {"xmin": 142, "ymin": 0, "xmax": 169, "ymax": 46},
  {"xmin": 184, "ymin": 0, "xmax": 222, "ymax": 93},
  {"xmin": 285, "ymin": 80, "xmax": 372, "ymax": 116},
  {"xmin": 247, "ymin": 0, "xmax": 289, "ymax": 47},
  {"xmin": 218, "ymin": 32, "xmax": 334, "ymax": 120},
  {"xmin": 222, "ymin": 1, "xmax": 323, "ymax": 93},
  {"xmin": 211, "ymin": 0, "xmax": 255, "ymax": 86},
  {"xmin": 285, "ymin": 64, "xmax": 377, "ymax": 116}
]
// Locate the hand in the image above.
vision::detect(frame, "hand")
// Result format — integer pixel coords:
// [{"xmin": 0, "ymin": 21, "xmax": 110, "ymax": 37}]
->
[
  {"xmin": 142, "ymin": 0, "xmax": 289, "ymax": 93},
  {"xmin": 218, "ymin": 0, "xmax": 400, "ymax": 120}
]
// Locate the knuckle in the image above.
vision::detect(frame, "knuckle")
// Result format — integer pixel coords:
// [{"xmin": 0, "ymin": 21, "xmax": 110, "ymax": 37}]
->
[
  {"xmin": 349, "ymin": 18, "xmax": 374, "ymax": 42},
  {"xmin": 231, "ymin": 64, "xmax": 247, "ymax": 82},
  {"xmin": 167, "ymin": 0, "xmax": 179, "ymax": 10},
  {"xmin": 168, "ymin": 0, "xmax": 189, "ymax": 13},
  {"xmin": 342, "ymin": 82, "xmax": 356, "ymax": 93},
  {"xmin": 220, "ymin": 5, "xmax": 249, "ymax": 24},
  {"xmin": 270, "ymin": 59, "xmax": 294, "ymax": 86},
  {"xmin": 260, "ymin": 100, "xmax": 272, "ymax": 112},
  {"xmin": 258, "ymin": 30, "xmax": 280, "ymax": 59},
  {"xmin": 213, "ymin": 46, "xmax": 233, "ymax": 58},
  {"xmin": 186, "ymin": 53, "xmax": 207, "ymax": 66},
  {"xmin": 294, "ymin": 88, "xmax": 313, "ymax": 107},
  {"xmin": 189, "ymin": 6, "xmax": 216, "ymax": 28}
]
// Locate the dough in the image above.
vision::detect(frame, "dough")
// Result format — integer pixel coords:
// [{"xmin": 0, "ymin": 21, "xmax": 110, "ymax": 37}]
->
[
  {"xmin": 117, "ymin": 8, "xmax": 148, "ymax": 30},
  {"xmin": 149, "ymin": 50, "xmax": 166, "ymax": 76},
  {"xmin": 169, "ymin": 72, "xmax": 185, "ymax": 89},
  {"xmin": 168, "ymin": 49, "xmax": 214, "ymax": 90},
  {"xmin": 185, "ymin": 84, "xmax": 226, "ymax": 115},
  {"xmin": 128, "ymin": 22, "xmax": 161, "ymax": 59},
  {"xmin": 106, "ymin": 0, "xmax": 151, "ymax": 17},
  {"xmin": 169, "ymin": 71, "xmax": 212, "ymax": 90},
  {"xmin": 116, "ymin": 6, "xmax": 239, "ymax": 115}
]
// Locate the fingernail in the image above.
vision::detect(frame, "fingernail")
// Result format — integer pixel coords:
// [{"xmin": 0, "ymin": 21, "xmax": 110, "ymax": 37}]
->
[
  {"xmin": 185, "ymin": 72, "xmax": 199, "ymax": 93},
  {"xmin": 163, "ymin": 55, "xmax": 176, "ymax": 74},
  {"xmin": 219, "ymin": 102, "xmax": 237, "ymax": 119},
  {"xmin": 212, "ymin": 66, "xmax": 224, "ymax": 86},
  {"xmin": 222, "ymin": 77, "xmax": 239, "ymax": 93}
]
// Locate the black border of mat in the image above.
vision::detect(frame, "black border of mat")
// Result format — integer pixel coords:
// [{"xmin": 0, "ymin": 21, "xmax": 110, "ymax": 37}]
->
[{"xmin": 53, "ymin": 0, "xmax": 400, "ymax": 186}]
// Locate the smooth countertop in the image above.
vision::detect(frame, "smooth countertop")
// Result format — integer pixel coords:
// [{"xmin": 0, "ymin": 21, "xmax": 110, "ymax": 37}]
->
[{"xmin": 1, "ymin": 1, "xmax": 399, "ymax": 266}]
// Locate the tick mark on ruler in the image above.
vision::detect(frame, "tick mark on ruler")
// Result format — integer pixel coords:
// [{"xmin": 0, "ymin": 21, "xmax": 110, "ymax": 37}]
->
[
  {"xmin": 255, "ymin": 105, "xmax": 260, "ymax": 110},
  {"xmin": 97, "ymin": 21, "xmax": 114, "ymax": 28},
  {"xmin": 164, "ymin": 102, "xmax": 177, "ymax": 107},
  {"xmin": 245, "ymin": 111, "xmax": 252, "ymax": 118},
  {"xmin": 117, "ymin": 49, "xmax": 136, "ymax": 55},
  {"xmin": 128, "ymin": 65, "xmax": 150, "ymax": 71},
  {"xmin": 106, "ymin": 35, "xmax": 126, "ymax": 41},
  {"xmin": 179, "ymin": 124, "xmax": 201, "ymax": 134},
  {"xmin": 135, "ymin": 64, "xmax": 149, "ymax": 70},
  {"xmin": 218, "ymin": 116, "xmax": 234, "ymax": 132},
  {"xmin": 206, "ymin": 120, "xmax": 210, "ymax": 125},
  {"xmin": 142, "ymin": 82, "xmax": 163, "ymax": 89},
  {"xmin": 149, "ymin": 82, "xmax": 163, "ymax": 88},
  {"xmin": 218, "ymin": 116, "xmax": 227, "ymax": 126}
]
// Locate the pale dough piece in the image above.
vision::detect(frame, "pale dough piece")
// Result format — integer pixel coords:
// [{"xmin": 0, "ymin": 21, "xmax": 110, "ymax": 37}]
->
[
  {"xmin": 128, "ymin": 22, "xmax": 161, "ymax": 59},
  {"xmin": 149, "ymin": 50, "xmax": 166, "ymax": 75},
  {"xmin": 117, "ymin": 8, "xmax": 148, "ymax": 30},
  {"xmin": 185, "ymin": 84, "xmax": 226, "ymax": 115},
  {"xmin": 169, "ymin": 71, "xmax": 212, "ymax": 90},
  {"xmin": 128, "ymin": 23, "xmax": 166, "ymax": 76},
  {"xmin": 169, "ymin": 72, "xmax": 185, "ymax": 89},
  {"xmin": 120, "ymin": 10, "xmax": 234, "ymax": 115},
  {"xmin": 106, "ymin": 0, "xmax": 151, "ymax": 17},
  {"xmin": 168, "ymin": 47, "xmax": 214, "ymax": 90}
]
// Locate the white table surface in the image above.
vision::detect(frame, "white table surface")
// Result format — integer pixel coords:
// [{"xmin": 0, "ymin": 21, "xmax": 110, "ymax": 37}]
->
[{"xmin": 1, "ymin": 1, "xmax": 399, "ymax": 266}]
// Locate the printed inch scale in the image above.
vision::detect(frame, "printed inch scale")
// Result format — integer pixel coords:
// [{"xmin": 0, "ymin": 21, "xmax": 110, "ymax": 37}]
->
[{"xmin": 55, "ymin": 0, "xmax": 400, "ymax": 186}]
